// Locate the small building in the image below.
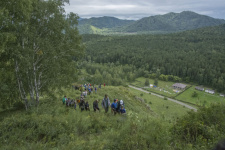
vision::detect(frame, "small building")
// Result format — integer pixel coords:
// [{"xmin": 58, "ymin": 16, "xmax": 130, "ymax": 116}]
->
[
  {"xmin": 205, "ymin": 89, "xmax": 215, "ymax": 94},
  {"xmin": 220, "ymin": 94, "xmax": 225, "ymax": 97},
  {"xmin": 195, "ymin": 86, "xmax": 204, "ymax": 91},
  {"xmin": 172, "ymin": 83, "xmax": 187, "ymax": 90}
]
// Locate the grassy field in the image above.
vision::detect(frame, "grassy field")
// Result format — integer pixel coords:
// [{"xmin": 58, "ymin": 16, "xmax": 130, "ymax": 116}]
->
[
  {"xmin": 131, "ymin": 77, "xmax": 181, "ymax": 97},
  {"xmin": 128, "ymin": 88, "xmax": 191, "ymax": 121},
  {"xmin": 176, "ymin": 86, "xmax": 225, "ymax": 107}
]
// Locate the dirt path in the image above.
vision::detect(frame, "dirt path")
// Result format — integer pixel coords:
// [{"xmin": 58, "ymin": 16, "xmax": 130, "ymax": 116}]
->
[{"xmin": 129, "ymin": 85, "xmax": 197, "ymax": 112}]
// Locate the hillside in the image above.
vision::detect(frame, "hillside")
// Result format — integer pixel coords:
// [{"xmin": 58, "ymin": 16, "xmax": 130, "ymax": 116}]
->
[
  {"xmin": 82, "ymin": 24, "xmax": 225, "ymax": 92},
  {"xmin": 0, "ymin": 85, "xmax": 189, "ymax": 149},
  {"xmin": 123, "ymin": 11, "xmax": 225, "ymax": 33},
  {"xmin": 1, "ymin": 85, "xmax": 225, "ymax": 149},
  {"xmin": 78, "ymin": 16, "xmax": 134, "ymax": 34},
  {"xmin": 77, "ymin": 11, "xmax": 225, "ymax": 34}
]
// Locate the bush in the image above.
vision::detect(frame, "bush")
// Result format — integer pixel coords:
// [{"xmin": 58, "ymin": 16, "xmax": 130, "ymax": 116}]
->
[
  {"xmin": 192, "ymin": 91, "xmax": 198, "ymax": 97},
  {"xmin": 164, "ymin": 97, "xmax": 168, "ymax": 100},
  {"xmin": 140, "ymin": 93, "xmax": 143, "ymax": 97},
  {"xmin": 13, "ymin": 101, "xmax": 24, "ymax": 109},
  {"xmin": 172, "ymin": 104, "xmax": 225, "ymax": 149}
]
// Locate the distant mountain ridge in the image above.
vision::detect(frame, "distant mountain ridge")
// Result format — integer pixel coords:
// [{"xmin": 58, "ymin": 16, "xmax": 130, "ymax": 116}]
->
[
  {"xmin": 79, "ymin": 16, "xmax": 135, "ymax": 28},
  {"xmin": 77, "ymin": 11, "xmax": 225, "ymax": 34}
]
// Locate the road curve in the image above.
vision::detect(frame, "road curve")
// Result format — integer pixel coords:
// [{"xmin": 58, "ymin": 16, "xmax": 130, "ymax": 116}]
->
[{"xmin": 129, "ymin": 85, "xmax": 197, "ymax": 112}]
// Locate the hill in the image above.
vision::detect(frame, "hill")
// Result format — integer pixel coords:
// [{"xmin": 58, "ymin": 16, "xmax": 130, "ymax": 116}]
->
[
  {"xmin": 78, "ymin": 16, "xmax": 134, "ymax": 34},
  {"xmin": 123, "ymin": 11, "xmax": 225, "ymax": 33},
  {"xmin": 78, "ymin": 11, "xmax": 225, "ymax": 34}
]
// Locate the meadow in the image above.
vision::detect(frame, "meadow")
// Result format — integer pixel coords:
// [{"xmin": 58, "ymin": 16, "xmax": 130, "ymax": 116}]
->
[
  {"xmin": 131, "ymin": 77, "xmax": 181, "ymax": 97},
  {"xmin": 176, "ymin": 86, "xmax": 225, "ymax": 107}
]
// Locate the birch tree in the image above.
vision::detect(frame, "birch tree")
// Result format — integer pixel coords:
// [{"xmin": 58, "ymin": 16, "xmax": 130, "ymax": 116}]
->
[{"xmin": 1, "ymin": 0, "xmax": 84, "ymax": 109}]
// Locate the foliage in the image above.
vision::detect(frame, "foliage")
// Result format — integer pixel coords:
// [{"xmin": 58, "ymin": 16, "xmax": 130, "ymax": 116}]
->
[
  {"xmin": 145, "ymin": 78, "xmax": 150, "ymax": 86},
  {"xmin": 82, "ymin": 24, "xmax": 225, "ymax": 92},
  {"xmin": 79, "ymin": 62, "xmax": 141, "ymax": 86},
  {"xmin": 0, "ymin": 0, "xmax": 84, "ymax": 109},
  {"xmin": 192, "ymin": 91, "xmax": 198, "ymax": 97},
  {"xmin": 154, "ymin": 78, "xmax": 158, "ymax": 86},
  {"xmin": 172, "ymin": 104, "xmax": 225, "ymax": 148}
]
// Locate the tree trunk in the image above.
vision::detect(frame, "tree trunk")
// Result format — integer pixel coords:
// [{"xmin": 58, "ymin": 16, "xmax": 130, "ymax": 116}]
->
[
  {"xmin": 27, "ymin": 71, "xmax": 35, "ymax": 105},
  {"xmin": 33, "ymin": 62, "xmax": 39, "ymax": 106},
  {"xmin": 15, "ymin": 60, "xmax": 28, "ymax": 110}
]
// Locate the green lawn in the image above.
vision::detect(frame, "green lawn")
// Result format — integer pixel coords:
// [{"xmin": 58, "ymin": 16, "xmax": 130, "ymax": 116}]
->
[
  {"xmin": 131, "ymin": 77, "xmax": 181, "ymax": 97},
  {"xmin": 176, "ymin": 86, "xmax": 225, "ymax": 107},
  {"xmin": 128, "ymin": 88, "xmax": 191, "ymax": 121}
]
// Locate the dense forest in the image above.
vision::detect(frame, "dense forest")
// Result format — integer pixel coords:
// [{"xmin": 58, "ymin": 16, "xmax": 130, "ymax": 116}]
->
[{"xmin": 82, "ymin": 24, "xmax": 225, "ymax": 92}]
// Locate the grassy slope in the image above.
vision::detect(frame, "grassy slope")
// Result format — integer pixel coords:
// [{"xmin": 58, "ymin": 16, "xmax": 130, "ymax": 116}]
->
[
  {"xmin": 0, "ymin": 85, "xmax": 192, "ymax": 149},
  {"xmin": 128, "ymin": 88, "xmax": 190, "ymax": 121}
]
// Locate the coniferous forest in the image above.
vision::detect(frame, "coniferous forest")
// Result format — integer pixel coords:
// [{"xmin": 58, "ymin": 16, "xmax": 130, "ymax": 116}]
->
[{"xmin": 82, "ymin": 25, "xmax": 225, "ymax": 92}]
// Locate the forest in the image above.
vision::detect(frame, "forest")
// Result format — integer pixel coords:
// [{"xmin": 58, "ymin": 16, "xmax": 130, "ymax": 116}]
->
[{"xmin": 82, "ymin": 24, "xmax": 225, "ymax": 92}]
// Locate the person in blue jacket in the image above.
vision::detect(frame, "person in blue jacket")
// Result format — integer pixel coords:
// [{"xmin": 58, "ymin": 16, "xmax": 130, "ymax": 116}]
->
[
  {"xmin": 111, "ymin": 99, "xmax": 117, "ymax": 115},
  {"xmin": 120, "ymin": 105, "xmax": 126, "ymax": 114}
]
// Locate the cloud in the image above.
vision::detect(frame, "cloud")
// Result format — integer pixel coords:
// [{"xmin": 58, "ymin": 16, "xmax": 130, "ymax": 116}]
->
[{"xmin": 64, "ymin": 0, "xmax": 225, "ymax": 20}]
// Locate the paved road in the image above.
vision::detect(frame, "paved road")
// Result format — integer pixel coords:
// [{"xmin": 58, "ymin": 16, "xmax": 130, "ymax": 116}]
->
[{"xmin": 129, "ymin": 85, "xmax": 197, "ymax": 112}]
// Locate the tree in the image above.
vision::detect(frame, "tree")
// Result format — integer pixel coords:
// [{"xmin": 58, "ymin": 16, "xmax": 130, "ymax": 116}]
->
[
  {"xmin": 154, "ymin": 78, "xmax": 158, "ymax": 86},
  {"xmin": 192, "ymin": 91, "xmax": 198, "ymax": 97},
  {"xmin": 1, "ymin": 0, "xmax": 84, "ymax": 109},
  {"xmin": 145, "ymin": 79, "xmax": 150, "ymax": 86}
]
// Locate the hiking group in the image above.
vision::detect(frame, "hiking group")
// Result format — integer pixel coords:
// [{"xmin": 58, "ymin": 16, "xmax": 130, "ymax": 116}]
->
[{"xmin": 62, "ymin": 94, "xmax": 126, "ymax": 115}]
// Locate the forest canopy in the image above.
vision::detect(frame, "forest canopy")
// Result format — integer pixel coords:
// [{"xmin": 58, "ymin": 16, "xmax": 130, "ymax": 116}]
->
[{"xmin": 82, "ymin": 24, "xmax": 225, "ymax": 92}]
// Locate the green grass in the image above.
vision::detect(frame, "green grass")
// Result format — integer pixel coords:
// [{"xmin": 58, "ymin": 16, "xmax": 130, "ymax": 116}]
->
[
  {"xmin": 176, "ymin": 86, "xmax": 225, "ymax": 107},
  {"xmin": 128, "ymin": 88, "xmax": 190, "ymax": 121},
  {"xmin": 0, "ymin": 85, "xmax": 223, "ymax": 150},
  {"xmin": 131, "ymin": 77, "xmax": 179, "ymax": 97},
  {"xmin": 0, "ymin": 86, "xmax": 175, "ymax": 149}
]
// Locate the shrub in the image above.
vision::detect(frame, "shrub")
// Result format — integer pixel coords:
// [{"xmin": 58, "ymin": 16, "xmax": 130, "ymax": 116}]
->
[
  {"xmin": 192, "ymin": 91, "xmax": 198, "ymax": 97},
  {"xmin": 164, "ymin": 97, "xmax": 168, "ymax": 100},
  {"xmin": 13, "ymin": 101, "xmax": 24, "ymax": 109},
  {"xmin": 140, "ymin": 93, "xmax": 143, "ymax": 97}
]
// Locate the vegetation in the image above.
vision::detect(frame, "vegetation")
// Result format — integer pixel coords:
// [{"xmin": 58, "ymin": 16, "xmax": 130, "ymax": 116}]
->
[
  {"xmin": 83, "ymin": 24, "xmax": 225, "ymax": 92},
  {"xmin": 0, "ymin": 0, "xmax": 84, "ymax": 109},
  {"xmin": 1, "ymin": 86, "xmax": 224, "ymax": 149},
  {"xmin": 176, "ymin": 86, "xmax": 225, "ymax": 107},
  {"xmin": 1, "ymin": 0, "xmax": 225, "ymax": 149}
]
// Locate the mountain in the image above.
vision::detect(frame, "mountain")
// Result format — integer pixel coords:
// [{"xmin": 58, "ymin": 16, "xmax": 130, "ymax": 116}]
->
[
  {"xmin": 78, "ymin": 16, "xmax": 135, "ymax": 29},
  {"xmin": 123, "ymin": 11, "xmax": 225, "ymax": 33},
  {"xmin": 77, "ymin": 11, "xmax": 225, "ymax": 34}
]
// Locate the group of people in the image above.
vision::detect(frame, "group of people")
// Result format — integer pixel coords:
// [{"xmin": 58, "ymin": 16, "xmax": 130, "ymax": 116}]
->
[
  {"xmin": 62, "ymin": 94, "xmax": 126, "ymax": 115},
  {"xmin": 75, "ymin": 83, "xmax": 107, "ymax": 97}
]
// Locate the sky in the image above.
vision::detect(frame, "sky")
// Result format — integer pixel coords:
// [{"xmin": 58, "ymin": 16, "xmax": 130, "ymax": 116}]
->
[{"xmin": 64, "ymin": 0, "xmax": 225, "ymax": 20}]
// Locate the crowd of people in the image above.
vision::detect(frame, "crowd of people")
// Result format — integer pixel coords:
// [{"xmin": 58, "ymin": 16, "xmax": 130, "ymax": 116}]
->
[{"xmin": 62, "ymin": 94, "xmax": 126, "ymax": 115}]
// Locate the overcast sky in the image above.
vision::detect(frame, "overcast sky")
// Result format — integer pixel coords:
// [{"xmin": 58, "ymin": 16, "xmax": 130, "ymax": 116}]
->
[{"xmin": 64, "ymin": 0, "xmax": 225, "ymax": 20}]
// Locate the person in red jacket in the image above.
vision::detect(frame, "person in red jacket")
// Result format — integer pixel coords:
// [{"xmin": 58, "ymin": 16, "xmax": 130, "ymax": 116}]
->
[{"xmin": 104, "ymin": 83, "xmax": 105, "ymax": 87}]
